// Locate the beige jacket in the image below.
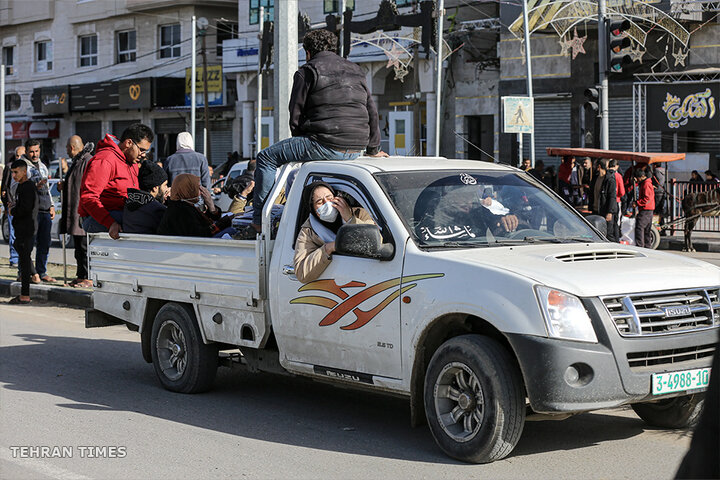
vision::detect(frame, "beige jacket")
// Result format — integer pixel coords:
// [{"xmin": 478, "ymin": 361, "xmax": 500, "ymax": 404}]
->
[{"xmin": 293, "ymin": 207, "xmax": 374, "ymax": 284}]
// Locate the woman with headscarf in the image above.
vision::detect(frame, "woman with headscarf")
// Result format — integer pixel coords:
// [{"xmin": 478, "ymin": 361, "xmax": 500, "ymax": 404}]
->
[
  {"xmin": 293, "ymin": 182, "xmax": 375, "ymax": 283},
  {"xmin": 157, "ymin": 173, "xmax": 229, "ymax": 237}
]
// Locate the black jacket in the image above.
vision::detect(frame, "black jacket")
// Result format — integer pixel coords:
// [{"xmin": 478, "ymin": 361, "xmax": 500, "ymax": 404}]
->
[
  {"xmin": 157, "ymin": 199, "xmax": 221, "ymax": 237},
  {"xmin": 595, "ymin": 173, "xmax": 618, "ymax": 216},
  {"xmin": 60, "ymin": 142, "xmax": 94, "ymax": 235},
  {"xmin": 11, "ymin": 180, "xmax": 39, "ymax": 239},
  {"xmin": 122, "ymin": 189, "xmax": 167, "ymax": 234},
  {"xmin": 290, "ymin": 51, "xmax": 381, "ymax": 153}
]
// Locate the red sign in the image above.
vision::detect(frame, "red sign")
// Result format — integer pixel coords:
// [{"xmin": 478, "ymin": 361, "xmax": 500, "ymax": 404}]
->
[
  {"xmin": 28, "ymin": 121, "xmax": 60, "ymax": 139},
  {"xmin": 4, "ymin": 122, "xmax": 29, "ymax": 139}
]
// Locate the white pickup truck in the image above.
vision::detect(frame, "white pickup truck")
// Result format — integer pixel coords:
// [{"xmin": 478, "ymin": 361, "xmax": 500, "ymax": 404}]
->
[{"xmin": 87, "ymin": 157, "xmax": 718, "ymax": 463}]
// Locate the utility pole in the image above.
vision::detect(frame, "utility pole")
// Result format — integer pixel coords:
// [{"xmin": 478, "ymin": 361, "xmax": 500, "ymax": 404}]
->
[
  {"xmin": 522, "ymin": 0, "xmax": 536, "ymax": 167},
  {"xmin": 199, "ymin": 19, "xmax": 211, "ymax": 162},
  {"xmin": 274, "ymin": 0, "xmax": 298, "ymax": 142},
  {"xmin": 256, "ymin": 6, "xmax": 264, "ymax": 156},
  {"xmin": 339, "ymin": 0, "xmax": 346, "ymax": 57},
  {"xmin": 191, "ymin": 16, "xmax": 197, "ymax": 143},
  {"xmin": 598, "ymin": 0, "xmax": 610, "ymax": 150},
  {"xmin": 433, "ymin": 0, "xmax": 444, "ymax": 157}
]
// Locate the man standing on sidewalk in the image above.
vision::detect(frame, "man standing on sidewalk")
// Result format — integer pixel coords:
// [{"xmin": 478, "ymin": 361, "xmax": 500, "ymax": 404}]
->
[
  {"xmin": 609, "ymin": 159, "xmax": 625, "ymax": 242},
  {"xmin": 60, "ymin": 135, "xmax": 94, "ymax": 288},
  {"xmin": 634, "ymin": 168, "xmax": 655, "ymax": 248},
  {"xmin": 248, "ymin": 29, "xmax": 387, "ymax": 236},
  {"xmin": 164, "ymin": 132, "xmax": 210, "ymax": 189},
  {"xmin": 1, "ymin": 146, "xmax": 25, "ymax": 267},
  {"xmin": 25, "ymin": 139, "xmax": 55, "ymax": 282},
  {"xmin": 7, "ymin": 160, "xmax": 38, "ymax": 304},
  {"xmin": 594, "ymin": 159, "xmax": 619, "ymax": 242}
]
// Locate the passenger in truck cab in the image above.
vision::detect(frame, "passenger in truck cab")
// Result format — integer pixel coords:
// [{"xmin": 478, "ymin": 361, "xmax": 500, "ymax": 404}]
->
[{"xmin": 293, "ymin": 181, "xmax": 375, "ymax": 283}]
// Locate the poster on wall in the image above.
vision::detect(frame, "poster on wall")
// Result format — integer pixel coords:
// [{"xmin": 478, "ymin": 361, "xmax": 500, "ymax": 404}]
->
[{"xmin": 647, "ymin": 83, "xmax": 720, "ymax": 131}]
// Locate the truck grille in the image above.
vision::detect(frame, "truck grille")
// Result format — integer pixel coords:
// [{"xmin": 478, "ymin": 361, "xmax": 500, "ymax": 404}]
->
[
  {"xmin": 602, "ymin": 288, "xmax": 720, "ymax": 337},
  {"xmin": 627, "ymin": 343, "xmax": 716, "ymax": 370}
]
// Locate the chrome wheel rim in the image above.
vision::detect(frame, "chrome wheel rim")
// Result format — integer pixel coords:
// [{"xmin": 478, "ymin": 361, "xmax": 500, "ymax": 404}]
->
[
  {"xmin": 434, "ymin": 362, "xmax": 484, "ymax": 443},
  {"xmin": 156, "ymin": 320, "xmax": 187, "ymax": 381}
]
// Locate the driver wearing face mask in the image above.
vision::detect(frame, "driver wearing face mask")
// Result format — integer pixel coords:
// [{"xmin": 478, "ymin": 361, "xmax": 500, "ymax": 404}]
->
[{"xmin": 293, "ymin": 181, "xmax": 375, "ymax": 283}]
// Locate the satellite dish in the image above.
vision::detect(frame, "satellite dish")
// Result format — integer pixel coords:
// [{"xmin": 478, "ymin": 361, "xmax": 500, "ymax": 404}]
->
[{"xmin": 197, "ymin": 17, "xmax": 209, "ymax": 31}]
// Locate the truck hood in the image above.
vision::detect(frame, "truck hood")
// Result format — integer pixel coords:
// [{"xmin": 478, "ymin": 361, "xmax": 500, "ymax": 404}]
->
[{"xmin": 430, "ymin": 243, "xmax": 720, "ymax": 297}]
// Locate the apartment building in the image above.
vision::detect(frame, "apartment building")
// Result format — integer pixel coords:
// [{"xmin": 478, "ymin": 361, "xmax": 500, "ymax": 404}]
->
[{"xmin": 1, "ymin": 0, "xmax": 237, "ymax": 165}]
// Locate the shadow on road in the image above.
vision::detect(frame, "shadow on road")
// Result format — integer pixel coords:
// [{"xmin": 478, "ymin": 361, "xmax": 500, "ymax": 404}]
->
[{"xmin": 0, "ymin": 332, "xmax": 660, "ymax": 464}]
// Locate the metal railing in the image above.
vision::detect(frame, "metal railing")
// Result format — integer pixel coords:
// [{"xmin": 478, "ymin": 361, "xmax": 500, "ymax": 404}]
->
[{"xmin": 670, "ymin": 180, "xmax": 720, "ymax": 233}]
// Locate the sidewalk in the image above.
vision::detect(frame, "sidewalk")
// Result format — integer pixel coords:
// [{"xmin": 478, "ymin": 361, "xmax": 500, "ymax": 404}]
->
[
  {"xmin": 657, "ymin": 232, "xmax": 720, "ymax": 253},
  {"xmin": 0, "ymin": 257, "xmax": 92, "ymax": 308}
]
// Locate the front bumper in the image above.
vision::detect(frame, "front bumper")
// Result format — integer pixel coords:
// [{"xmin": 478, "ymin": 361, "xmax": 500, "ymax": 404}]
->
[{"xmin": 507, "ymin": 302, "xmax": 718, "ymax": 414}]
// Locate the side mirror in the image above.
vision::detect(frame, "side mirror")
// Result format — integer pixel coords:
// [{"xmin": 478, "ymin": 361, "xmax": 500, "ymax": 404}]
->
[
  {"xmin": 585, "ymin": 214, "xmax": 608, "ymax": 238},
  {"xmin": 335, "ymin": 223, "xmax": 394, "ymax": 260}
]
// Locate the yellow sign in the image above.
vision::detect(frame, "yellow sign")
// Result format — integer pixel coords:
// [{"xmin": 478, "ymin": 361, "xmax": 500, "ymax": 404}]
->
[
  {"xmin": 185, "ymin": 65, "xmax": 223, "ymax": 94},
  {"xmin": 129, "ymin": 84, "xmax": 141, "ymax": 101}
]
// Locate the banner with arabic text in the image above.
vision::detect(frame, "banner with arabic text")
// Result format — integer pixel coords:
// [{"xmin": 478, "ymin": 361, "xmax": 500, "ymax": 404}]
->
[{"xmin": 647, "ymin": 83, "xmax": 720, "ymax": 132}]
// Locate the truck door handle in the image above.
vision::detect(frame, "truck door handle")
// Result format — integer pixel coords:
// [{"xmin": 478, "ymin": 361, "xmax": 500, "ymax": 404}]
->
[{"xmin": 282, "ymin": 265, "xmax": 295, "ymax": 276}]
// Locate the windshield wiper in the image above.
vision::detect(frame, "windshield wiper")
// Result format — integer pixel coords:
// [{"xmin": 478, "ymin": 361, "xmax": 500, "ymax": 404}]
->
[{"xmin": 423, "ymin": 241, "xmax": 489, "ymax": 249}]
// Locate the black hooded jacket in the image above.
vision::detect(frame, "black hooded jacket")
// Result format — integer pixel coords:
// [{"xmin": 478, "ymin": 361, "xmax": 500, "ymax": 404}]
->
[{"xmin": 122, "ymin": 189, "xmax": 167, "ymax": 234}]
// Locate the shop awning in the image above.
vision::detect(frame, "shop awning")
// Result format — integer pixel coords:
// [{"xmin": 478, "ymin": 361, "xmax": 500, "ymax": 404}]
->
[{"xmin": 545, "ymin": 147, "xmax": 685, "ymax": 164}]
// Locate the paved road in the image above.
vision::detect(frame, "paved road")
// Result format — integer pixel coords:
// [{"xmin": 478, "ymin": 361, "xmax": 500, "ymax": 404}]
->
[{"xmin": 0, "ymin": 300, "xmax": 696, "ymax": 480}]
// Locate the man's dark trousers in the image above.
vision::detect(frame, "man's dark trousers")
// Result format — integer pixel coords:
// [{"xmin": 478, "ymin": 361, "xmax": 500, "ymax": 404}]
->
[
  {"xmin": 73, "ymin": 235, "xmax": 88, "ymax": 280},
  {"xmin": 13, "ymin": 237, "xmax": 35, "ymax": 296},
  {"xmin": 635, "ymin": 209, "xmax": 653, "ymax": 248}
]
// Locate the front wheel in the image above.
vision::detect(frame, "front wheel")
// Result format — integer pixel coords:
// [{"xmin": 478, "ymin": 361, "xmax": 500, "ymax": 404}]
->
[
  {"xmin": 632, "ymin": 394, "xmax": 704, "ymax": 429},
  {"xmin": 150, "ymin": 302, "xmax": 218, "ymax": 393},
  {"xmin": 424, "ymin": 335, "xmax": 525, "ymax": 463}
]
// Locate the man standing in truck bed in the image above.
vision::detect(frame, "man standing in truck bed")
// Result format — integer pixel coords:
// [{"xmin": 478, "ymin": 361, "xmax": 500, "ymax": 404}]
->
[{"xmin": 247, "ymin": 29, "xmax": 387, "ymax": 237}]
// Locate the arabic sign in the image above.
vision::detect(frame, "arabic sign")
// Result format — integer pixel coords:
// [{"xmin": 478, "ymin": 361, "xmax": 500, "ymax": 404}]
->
[
  {"xmin": 119, "ymin": 78, "xmax": 152, "ymax": 109},
  {"xmin": 647, "ymin": 83, "xmax": 720, "ymax": 131},
  {"xmin": 4, "ymin": 122, "xmax": 29, "ymax": 140},
  {"xmin": 36, "ymin": 86, "xmax": 69, "ymax": 114},
  {"xmin": 502, "ymin": 96, "xmax": 534, "ymax": 134}
]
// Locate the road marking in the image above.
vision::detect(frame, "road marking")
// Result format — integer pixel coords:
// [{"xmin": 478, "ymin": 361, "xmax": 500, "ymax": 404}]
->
[{"xmin": 0, "ymin": 448, "xmax": 91, "ymax": 480}]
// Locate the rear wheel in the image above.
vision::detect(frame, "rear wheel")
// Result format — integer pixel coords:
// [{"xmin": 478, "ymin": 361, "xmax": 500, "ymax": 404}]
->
[
  {"xmin": 649, "ymin": 225, "xmax": 661, "ymax": 250},
  {"xmin": 150, "ymin": 302, "xmax": 218, "ymax": 393},
  {"xmin": 632, "ymin": 394, "xmax": 704, "ymax": 429},
  {"xmin": 424, "ymin": 335, "xmax": 525, "ymax": 463}
]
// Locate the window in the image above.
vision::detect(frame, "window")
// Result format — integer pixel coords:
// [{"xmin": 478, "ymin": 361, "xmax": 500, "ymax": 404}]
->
[
  {"xmin": 35, "ymin": 41, "xmax": 53, "ymax": 72},
  {"xmin": 79, "ymin": 35, "xmax": 98, "ymax": 67},
  {"xmin": 116, "ymin": 30, "xmax": 136, "ymax": 63},
  {"xmin": 2, "ymin": 46, "xmax": 14, "ymax": 75},
  {"xmin": 216, "ymin": 22, "xmax": 238, "ymax": 57},
  {"xmin": 250, "ymin": 0, "xmax": 273, "ymax": 25},
  {"xmin": 323, "ymin": 0, "xmax": 355, "ymax": 13},
  {"xmin": 396, "ymin": 0, "xmax": 412, "ymax": 6},
  {"xmin": 159, "ymin": 24, "xmax": 181, "ymax": 59},
  {"xmin": 4, "ymin": 93, "xmax": 21, "ymax": 111}
]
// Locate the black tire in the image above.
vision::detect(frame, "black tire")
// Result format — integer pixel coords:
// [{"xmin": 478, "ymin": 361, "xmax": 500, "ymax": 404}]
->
[
  {"xmin": 150, "ymin": 302, "xmax": 218, "ymax": 393},
  {"xmin": 649, "ymin": 225, "xmax": 661, "ymax": 250},
  {"xmin": 631, "ymin": 394, "xmax": 704, "ymax": 429},
  {"xmin": 424, "ymin": 335, "xmax": 525, "ymax": 463}
]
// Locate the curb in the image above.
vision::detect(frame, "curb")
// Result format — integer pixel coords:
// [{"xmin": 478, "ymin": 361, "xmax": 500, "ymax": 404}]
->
[
  {"xmin": 0, "ymin": 279, "xmax": 93, "ymax": 308},
  {"xmin": 658, "ymin": 237, "xmax": 720, "ymax": 253}
]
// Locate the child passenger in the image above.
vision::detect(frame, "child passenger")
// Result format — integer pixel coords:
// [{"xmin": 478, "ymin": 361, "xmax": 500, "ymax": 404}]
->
[{"xmin": 8, "ymin": 160, "xmax": 39, "ymax": 304}]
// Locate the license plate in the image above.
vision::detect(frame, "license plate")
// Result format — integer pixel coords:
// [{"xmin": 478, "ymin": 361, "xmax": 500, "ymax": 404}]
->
[{"xmin": 652, "ymin": 368, "xmax": 711, "ymax": 395}]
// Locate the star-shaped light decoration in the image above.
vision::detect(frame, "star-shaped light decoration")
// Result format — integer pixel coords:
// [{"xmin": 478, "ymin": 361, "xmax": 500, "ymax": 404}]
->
[
  {"xmin": 628, "ymin": 44, "xmax": 646, "ymax": 63},
  {"xmin": 569, "ymin": 27, "xmax": 587, "ymax": 59},
  {"xmin": 559, "ymin": 35, "xmax": 572, "ymax": 57},
  {"xmin": 673, "ymin": 48, "xmax": 688, "ymax": 67},
  {"xmin": 385, "ymin": 44, "xmax": 403, "ymax": 69},
  {"xmin": 393, "ymin": 66, "xmax": 409, "ymax": 81}
]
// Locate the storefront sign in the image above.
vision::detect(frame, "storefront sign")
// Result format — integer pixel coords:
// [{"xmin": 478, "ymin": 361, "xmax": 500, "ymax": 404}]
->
[
  {"xmin": 119, "ymin": 78, "xmax": 152, "ymax": 109},
  {"xmin": 647, "ymin": 83, "xmax": 720, "ymax": 131},
  {"xmin": 71, "ymin": 81, "xmax": 119, "ymax": 112},
  {"xmin": 185, "ymin": 65, "xmax": 224, "ymax": 106},
  {"xmin": 28, "ymin": 121, "xmax": 60, "ymax": 139},
  {"xmin": 40, "ymin": 86, "xmax": 70, "ymax": 114},
  {"xmin": 4, "ymin": 122, "xmax": 29, "ymax": 140}
]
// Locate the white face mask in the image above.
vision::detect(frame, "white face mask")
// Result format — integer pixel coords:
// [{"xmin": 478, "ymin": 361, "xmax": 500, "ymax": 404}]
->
[{"xmin": 316, "ymin": 200, "xmax": 338, "ymax": 222}]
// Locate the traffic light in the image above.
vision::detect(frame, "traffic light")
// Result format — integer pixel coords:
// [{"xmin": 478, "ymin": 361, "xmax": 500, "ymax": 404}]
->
[
  {"xmin": 607, "ymin": 19, "xmax": 632, "ymax": 73},
  {"xmin": 584, "ymin": 87, "xmax": 599, "ymax": 115}
]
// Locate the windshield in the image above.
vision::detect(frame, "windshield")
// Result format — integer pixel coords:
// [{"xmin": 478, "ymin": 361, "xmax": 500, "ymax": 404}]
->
[{"xmin": 375, "ymin": 170, "xmax": 603, "ymax": 248}]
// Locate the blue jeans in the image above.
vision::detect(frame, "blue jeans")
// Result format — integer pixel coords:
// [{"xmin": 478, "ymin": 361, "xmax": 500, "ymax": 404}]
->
[
  {"xmin": 82, "ymin": 211, "xmax": 124, "ymax": 233},
  {"xmin": 253, "ymin": 136, "xmax": 361, "ymax": 225},
  {"xmin": 8, "ymin": 214, "xmax": 18, "ymax": 265},
  {"xmin": 35, "ymin": 211, "xmax": 52, "ymax": 277}
]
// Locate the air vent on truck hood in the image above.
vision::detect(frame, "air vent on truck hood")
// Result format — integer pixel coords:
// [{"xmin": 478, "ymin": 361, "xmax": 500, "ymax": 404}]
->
[{"xmin": 549, "ymin": 250, "xmax": 646, "ymax": 263}]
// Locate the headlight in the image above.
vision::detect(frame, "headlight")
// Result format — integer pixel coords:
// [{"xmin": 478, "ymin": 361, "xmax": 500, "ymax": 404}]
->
[{"xmin": 535, "ymin": 286, "xmax": 597, "ymax": 343}]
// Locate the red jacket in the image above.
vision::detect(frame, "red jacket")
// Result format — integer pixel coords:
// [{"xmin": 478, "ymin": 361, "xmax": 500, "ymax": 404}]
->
[
  {"xmin": 637, "ymin": 177, "xmax": 655, "ymax": 211},
  {"xmin": 78, "ymin": 134, "xmax": 139, "ymax": 228},
  {"xmin": 614, "ymin": 171, "xmax": 625, "ymax": 204}
]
